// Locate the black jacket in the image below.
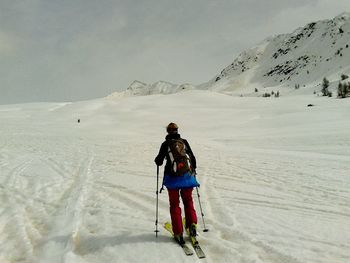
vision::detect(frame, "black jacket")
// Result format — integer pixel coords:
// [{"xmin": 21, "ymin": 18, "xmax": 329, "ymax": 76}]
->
[{"xmin": 154, "ymin": 133, "xmax": 197, "ymax": 174}]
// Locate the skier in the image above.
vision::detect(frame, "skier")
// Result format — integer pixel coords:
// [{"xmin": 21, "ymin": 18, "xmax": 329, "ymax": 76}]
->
[{"xmin": 155, "ymin": 122, "xmax": 199, "ymax": 245}]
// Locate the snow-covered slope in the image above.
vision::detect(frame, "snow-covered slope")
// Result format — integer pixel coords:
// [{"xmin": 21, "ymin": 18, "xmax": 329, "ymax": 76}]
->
[
  {"xmin": 1, "ymin": 90, "xmax": 349, "ymax": 263},
  {"xmin": 202, "ymin": 12, "xmax": 350, "ymax": 95}
]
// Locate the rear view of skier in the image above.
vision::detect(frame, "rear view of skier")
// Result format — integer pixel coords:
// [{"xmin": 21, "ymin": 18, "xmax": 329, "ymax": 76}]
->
[{"xmin": 155, "ymin": 122, "xmax": 199, "ymax": 244}]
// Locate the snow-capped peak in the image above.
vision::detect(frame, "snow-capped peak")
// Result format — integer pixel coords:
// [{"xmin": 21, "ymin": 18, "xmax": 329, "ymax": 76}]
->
[
  {"xmin": 206, "ymin": 12, "xmax": 350, "ymax": 95},
  {"xmin": 109, "ymin": 80, "xmax": 195, "ymax": 97}
]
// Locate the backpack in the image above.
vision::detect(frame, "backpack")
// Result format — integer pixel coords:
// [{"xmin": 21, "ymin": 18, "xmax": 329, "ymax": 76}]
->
[{"xmin": 167, "ymin": 139, "xmax": 192, "ymax": 176}]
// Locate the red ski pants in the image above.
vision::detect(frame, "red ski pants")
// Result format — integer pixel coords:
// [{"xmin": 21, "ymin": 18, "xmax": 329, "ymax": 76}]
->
[{"xmin": 168, "ymin": 188, "xmax": 197, "ymax": 235}]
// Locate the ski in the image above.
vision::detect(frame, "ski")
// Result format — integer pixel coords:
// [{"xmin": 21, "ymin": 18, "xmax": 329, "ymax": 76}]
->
[
  {"xmin": 189, "ymin": 235, "xmax": 206, "ymax": 259},
  {"xmin": 183, "ymin": 218, "xmax": 206, "ymax": 259},
  {"xmin": 163, "ymin": 222, "xmax": 194, "ymax": 256}
]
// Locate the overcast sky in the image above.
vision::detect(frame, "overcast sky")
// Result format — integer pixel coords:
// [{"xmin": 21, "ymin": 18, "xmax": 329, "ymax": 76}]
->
[{"xmin": 1, "ymin": 0, "xmax": 350, "ymax": 104}]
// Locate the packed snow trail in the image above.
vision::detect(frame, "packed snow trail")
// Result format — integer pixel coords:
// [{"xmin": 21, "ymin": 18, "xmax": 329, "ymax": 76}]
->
[{"xmin": 0, "ymin": 91, "xmax": 349, "ymax": 263}]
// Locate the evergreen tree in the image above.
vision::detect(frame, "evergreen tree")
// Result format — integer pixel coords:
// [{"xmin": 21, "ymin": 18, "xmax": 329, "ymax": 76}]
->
[
  {"xmin": 338, "ymin": 82, "xmax": 344, "ymax": 98},
  {"xmin": 322, "ymin": 77, "xmax": 330, "ymax": 96},
  {"xmin": 338, "ymin": 82, "xmax": 350, "ymax": 98}
]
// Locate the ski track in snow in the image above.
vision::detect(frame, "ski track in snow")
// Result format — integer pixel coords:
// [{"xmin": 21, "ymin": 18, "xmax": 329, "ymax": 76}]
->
[
  {"xmin": 34, "ymin": 154, "xmax": 94, "ymax": 263},
  {"xmin": 199, "ymin": 145, "xmax": 350, "ymax": 263},
  {"xmin": 197, "ymin": 148, "xmax": 301, "ymax": 263},
  {"xmin": 0, "ymin": 92, "xmax": 349, "ymax": 263},
  {"xmin": 0, "ymin": 134, "xmax": 94, "ymax": 263}
]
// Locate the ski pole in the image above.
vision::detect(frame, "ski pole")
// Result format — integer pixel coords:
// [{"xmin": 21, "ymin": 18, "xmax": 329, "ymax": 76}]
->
[
  {"xmin": 155, "ymin": 165, "xmax": 160, "ymax": 237},
  {"xmin": 196, "ymin": 186, "xmax": 209, "ymax": 232}
]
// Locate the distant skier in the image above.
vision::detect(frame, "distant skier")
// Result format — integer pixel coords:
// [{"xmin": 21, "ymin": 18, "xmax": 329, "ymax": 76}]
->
[{"xmin": 155, "ymin": 122, "xmax": 199, "ymax": 244}]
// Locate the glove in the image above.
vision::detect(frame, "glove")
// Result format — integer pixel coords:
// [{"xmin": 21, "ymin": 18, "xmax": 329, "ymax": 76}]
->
[{"xmin": 154, "ymin": 157, "xmax": 163, "ymax": 166}]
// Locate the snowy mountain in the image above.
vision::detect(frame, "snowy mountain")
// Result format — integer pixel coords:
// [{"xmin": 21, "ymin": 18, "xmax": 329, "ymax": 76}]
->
[
  {"xmin": 202, "ymin": 12, "xmax": 350, "ymax": 95},
  {"xmin": 108, "ymin": 80, "xmax": 195, "ymax": 98},
  {"xmin": 116, "ymin": 12, "xmax": 350, "ymax": 97}
]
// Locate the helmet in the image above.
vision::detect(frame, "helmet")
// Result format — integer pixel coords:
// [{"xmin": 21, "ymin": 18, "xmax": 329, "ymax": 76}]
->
[{"xmin": 166, "ymin": 122, "xmax": 178, "ymax": 134}]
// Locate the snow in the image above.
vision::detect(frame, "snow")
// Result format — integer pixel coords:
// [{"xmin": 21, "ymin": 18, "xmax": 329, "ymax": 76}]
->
[{"xmin": 0, "ymin": 90, "xmax": 349, "ymax": 263}]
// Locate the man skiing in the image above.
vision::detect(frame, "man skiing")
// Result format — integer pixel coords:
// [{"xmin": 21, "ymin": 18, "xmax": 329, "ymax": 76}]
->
[{"xmin": 155, "ymin": 122, "xmax": 199, "ymax": 245}]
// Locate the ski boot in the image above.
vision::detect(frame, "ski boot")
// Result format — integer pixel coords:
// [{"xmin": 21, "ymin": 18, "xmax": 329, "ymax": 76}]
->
[
  {"xmin": 189, "ymin": 223, "xmax": 197, "ymax": 237},
  {"xmin": 174, "ymin": 234, "xmax": 185, "ymax": 245}
]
